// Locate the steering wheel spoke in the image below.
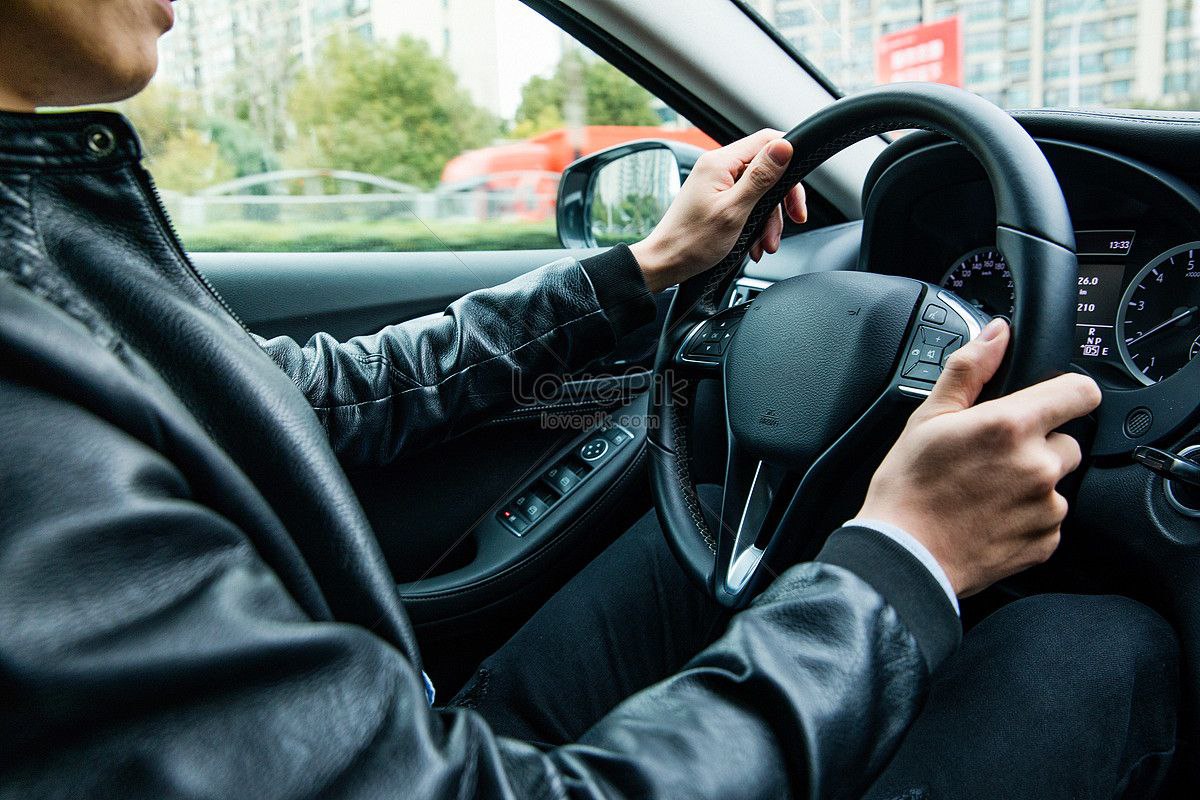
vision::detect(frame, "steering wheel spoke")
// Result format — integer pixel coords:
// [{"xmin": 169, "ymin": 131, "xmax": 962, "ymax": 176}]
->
[{"xmin": 714, "ymin": 437, "xmax": 798, "ymax": 605}]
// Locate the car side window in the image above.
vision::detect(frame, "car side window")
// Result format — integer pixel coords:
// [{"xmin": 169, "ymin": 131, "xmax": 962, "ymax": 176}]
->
[{"xmin": 126, "ymin": 0, "xmax": 715, "ymax": 254}]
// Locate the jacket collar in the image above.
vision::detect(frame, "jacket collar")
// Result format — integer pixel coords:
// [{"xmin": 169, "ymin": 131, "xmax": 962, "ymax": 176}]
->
[{"xmin": 0, "ymin": 109, "xmax": 142, "ymax": 171}]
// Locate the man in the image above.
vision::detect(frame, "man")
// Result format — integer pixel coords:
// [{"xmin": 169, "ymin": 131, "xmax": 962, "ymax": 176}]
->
[{"xmin": 0, "ymin": 1, "xmax": 1179, "ymax": 798}]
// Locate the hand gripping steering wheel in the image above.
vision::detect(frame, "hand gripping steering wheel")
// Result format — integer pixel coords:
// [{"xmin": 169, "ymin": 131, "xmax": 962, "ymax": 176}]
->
[{"xmin": 648, "ymin": 83, "xmax": 1077, "ymax": 608}]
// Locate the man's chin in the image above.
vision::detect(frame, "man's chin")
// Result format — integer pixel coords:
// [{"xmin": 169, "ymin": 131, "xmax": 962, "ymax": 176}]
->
[{"xmin": 71, "ymin": 57, "xmax": 160, "ymax": 108}]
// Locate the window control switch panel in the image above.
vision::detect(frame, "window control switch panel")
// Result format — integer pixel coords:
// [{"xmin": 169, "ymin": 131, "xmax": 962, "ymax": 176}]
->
[{"xmin": 497, "ymin": 422, "xmax": 635, "ymax": 536}]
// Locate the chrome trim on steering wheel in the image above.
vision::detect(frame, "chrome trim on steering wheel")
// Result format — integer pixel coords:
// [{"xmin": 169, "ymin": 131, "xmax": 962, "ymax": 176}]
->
[
  {"xmin": 723, "ymin": 460, "xmax": 773, "ymax": 595},
  {"xmin": 937, "ymin": 290, "xmax": 985, "ymax": 340}
]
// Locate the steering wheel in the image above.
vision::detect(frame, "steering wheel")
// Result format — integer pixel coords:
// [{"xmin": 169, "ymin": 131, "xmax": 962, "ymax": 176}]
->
[{"xmin": 649, "ymin": 83, "xmax": 1078, "ymax": 608}]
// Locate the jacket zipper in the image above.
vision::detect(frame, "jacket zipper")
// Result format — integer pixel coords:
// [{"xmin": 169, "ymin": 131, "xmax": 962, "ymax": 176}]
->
[{"xmin": 134, "ymin": 163, "xmax": 254, "ymax": 336}]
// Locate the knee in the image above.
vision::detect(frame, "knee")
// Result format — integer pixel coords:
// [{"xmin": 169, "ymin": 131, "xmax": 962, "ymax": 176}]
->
[
  {"xmin": 981, "ymin": 594, "xmax": 1180, "ymax": 726},
  {"xmin": 994, "ymin": 593, "xmax": 1177, "ymax": 671}
]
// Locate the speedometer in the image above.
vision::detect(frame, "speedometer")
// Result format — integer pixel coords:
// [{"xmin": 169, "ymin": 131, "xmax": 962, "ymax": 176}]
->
[
  {"xmin": 940, "ymin": 247, "xmax": 1014, "ymax": 317},
  {"xmin": 1117, "ymin": 242, "xmax": 1200, "ymax": 385}
]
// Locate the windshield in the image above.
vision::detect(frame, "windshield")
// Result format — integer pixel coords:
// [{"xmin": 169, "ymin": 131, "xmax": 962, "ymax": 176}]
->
[{"xmin": 752, "ymin": 0, "xmax": 1198, "ymax": 110}]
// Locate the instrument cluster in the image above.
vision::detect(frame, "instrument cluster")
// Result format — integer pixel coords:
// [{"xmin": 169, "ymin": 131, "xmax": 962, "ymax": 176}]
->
[{"xmin": 942, "ymin": 231, "xmax": 1200, "ymax": 388}]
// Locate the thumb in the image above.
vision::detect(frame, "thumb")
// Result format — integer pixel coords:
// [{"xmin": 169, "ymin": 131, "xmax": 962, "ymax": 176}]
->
[
  {"xmin": 921, "ymin": 318, "xmax": 1010, "ymax": 415},
  {"xmin": 726, "ymin": 138, "xmax": 792, "ymax": 212}
]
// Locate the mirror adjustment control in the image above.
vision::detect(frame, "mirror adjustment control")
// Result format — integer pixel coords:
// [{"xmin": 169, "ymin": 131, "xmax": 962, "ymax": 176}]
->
[{"xmin": 580, "ymin": 438, "xmax": 610, "ymax": 462}]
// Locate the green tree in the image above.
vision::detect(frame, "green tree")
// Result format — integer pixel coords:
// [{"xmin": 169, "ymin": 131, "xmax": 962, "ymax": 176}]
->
[
  {"xmin": 513, "ymin": 52, "xmax": 660, "ymax": 137},
  {"xmin": 116, "ymin": 84, "xmax": 271, "ymax": 190},
  {"xmin": 207, "ymin": 117, "xmax": 279, "ymax": 179},
  {"xmin": 149, "ymin": 129, "xmax": 236, "ymax": 194},
  {"xmin": 287, "ymin": 35, "xmax": 500, "ymax": 188},
  {"xmin": 117, "ymin": 83, "xmax": 204, "ymax": 160}
]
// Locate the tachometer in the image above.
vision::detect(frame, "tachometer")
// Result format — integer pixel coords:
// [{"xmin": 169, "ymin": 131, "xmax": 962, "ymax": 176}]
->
[
  {"xmin": 1117, "ymin": 242, "xmax": 1200, "ymax": 385},
  {"xmin": 940, "ymin": 247, "xmax": 1014, "ymax": 317}
]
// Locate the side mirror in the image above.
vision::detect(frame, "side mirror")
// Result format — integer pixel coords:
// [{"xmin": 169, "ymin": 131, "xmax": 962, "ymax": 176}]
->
[{"xmin": 557, "ymin": 139, "xmax": 705, "ymax": 249}]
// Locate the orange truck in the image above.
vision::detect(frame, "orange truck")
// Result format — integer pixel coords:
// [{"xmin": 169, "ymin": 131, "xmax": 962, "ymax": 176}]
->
[{"xmin": 440, "ymin": 126, "xmax": 718, "ymax": 220}]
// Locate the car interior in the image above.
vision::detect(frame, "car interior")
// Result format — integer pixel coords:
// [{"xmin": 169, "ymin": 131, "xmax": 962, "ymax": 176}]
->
[{"xmin": 183, "ymin": 0, "xmax": 1200, "ymax": 784}]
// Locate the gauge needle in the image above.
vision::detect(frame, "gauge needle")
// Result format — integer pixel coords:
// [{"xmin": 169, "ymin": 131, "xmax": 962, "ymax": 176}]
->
[{"xmin": 1126, "ymin": 306, "xmax": 1200, "ymax": 347}]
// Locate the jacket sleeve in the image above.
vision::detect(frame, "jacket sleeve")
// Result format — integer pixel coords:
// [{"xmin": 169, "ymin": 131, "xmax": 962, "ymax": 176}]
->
[
  {"xmin": 0, "ymin": 368, "xmax": 958, "ymax": 799},
  {"xmin": 256, "ymin": 246, "xmax": 655, "ymax": 467}
]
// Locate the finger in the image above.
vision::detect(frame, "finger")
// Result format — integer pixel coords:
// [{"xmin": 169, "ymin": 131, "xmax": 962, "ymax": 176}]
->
[
  {"xmin": 785, "ymin": 183, "xmax": 807, "ymax": 224},
  {"xmin": 920, "ymin": 318, "xmax": 1009, "ymax": 415},
  {"xmin": 720, "ymin": 128, "xmax": 785, "ymax": 166},
  {"xmin": 750, "ymin": 241, "xmax": 763, "ymax": 262},
  {"xmin": 760, "ymin": 206, "xmax": 783, "ymax": 254},
  {"xmin": 1046, "ymin": 431, "xmax": 1083, "ymax": 475},
  {"xmin": 1000, "ymin": 372, "xmax": 1103, "ymax": 433},
  {"xmin": 726, "ymin": 138, "xmax": 792, "ymax": 212}
]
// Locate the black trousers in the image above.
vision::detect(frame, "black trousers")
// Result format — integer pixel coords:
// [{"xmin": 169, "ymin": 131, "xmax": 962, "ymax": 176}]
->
[{"xmin": 451, "ymin": 504, "xmax": 1180, "ymax": 799}]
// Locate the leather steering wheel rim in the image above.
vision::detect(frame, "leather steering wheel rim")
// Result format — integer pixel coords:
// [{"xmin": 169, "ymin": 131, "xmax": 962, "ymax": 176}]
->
[{"xmin": 648, "ymin": 83, "xmax": 1078, "ymax": 604}]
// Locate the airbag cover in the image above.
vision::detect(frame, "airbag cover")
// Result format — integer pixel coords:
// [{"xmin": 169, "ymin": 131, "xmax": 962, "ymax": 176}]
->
[{"xmin": 725, "ymin": 271, "xmax": 921, "ymax": 467}]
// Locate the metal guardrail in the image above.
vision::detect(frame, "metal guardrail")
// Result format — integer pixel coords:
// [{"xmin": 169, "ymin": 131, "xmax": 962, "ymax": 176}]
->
[{"xmin": 162, "ymin": 169, "xmax": 562, "ymax": 227}]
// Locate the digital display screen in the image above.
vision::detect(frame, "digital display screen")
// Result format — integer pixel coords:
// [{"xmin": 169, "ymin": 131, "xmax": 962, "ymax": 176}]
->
[
  {"xmin": 1074, "ymin": 262, "xmax": 1127, "ymax": 359},
  {"xmin": 1076, "ymin": 229, "xmax": 1136, "ymax": 257}
]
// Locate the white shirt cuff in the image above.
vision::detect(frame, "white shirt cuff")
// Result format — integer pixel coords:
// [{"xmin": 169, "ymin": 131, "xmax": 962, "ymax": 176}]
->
[{"xmin": 844, "ymin": 518, "xmax": 960, "ymax": 615}]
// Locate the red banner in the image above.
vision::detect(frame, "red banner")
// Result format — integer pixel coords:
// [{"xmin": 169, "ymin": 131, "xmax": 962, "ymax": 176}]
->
[{"xmin": 875, "ymin": 17, "xmax": 963, "ymax": 87}]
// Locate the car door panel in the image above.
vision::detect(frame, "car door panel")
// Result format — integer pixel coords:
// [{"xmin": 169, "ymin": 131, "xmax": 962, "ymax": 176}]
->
[
  {"xmin": 198, "ymin": 249, "xmax": 664, "ymax": 682},
  {"xmin": 194, "ymin": 249, "xmax": 602, "ymax": 342}
]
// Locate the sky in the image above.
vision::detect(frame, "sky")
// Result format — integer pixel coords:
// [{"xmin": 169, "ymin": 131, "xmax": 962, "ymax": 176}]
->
[{"xmin": 493, "ymin": 1, "xmax": 564, "ymax": 118}]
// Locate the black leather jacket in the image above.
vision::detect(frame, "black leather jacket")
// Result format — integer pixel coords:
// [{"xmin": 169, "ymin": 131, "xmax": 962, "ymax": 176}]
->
[{"xmin": 0, "ymin": 110, "xmax": 959, "ymax": 799}]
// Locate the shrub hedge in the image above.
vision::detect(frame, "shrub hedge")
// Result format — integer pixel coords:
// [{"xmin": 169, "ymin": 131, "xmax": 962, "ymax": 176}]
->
[{"xmin": 180, "ymin": 219, "xmax": 561, "ymax": 253}]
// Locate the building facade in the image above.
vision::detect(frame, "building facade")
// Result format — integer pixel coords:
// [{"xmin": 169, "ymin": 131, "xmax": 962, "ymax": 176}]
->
[
  {"xmin": 753, "ymin": 0, "xmax": 1200, "ymax": 108},
  {"xmin": 158, "ymin": 0, "xmax": 502, "ymax": 116}
]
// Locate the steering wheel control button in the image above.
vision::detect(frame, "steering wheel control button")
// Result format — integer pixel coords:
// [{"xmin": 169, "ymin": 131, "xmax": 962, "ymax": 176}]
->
[
  {"xmin": 544, "ymin": 464, "xmax": 581, "ymax": 495},
  {"xmin": 580, "ymin": 438, "xmax": 610, "ymax": 462},
  {"xmin": 903, "ymin": 346, "xmax": 922, "ymax": 371},
  {"xmin": 922, "ymin": 305, "xmax": 948, "ymax": 324},
  {"xmin": 689, "ymin": 324, "xmax": 737, "ymax": 356},
  {"xmin": 703, "ymin": 320, "xmax": 735, "ymax": 341},
  {"xmin": 903, "ymin": 361, "xmax": 942, "ymax": 382},
  {"xmin": 918, "ymin": 344, "xmax": 944, "ymax": 364},
  {"xmin": 919, "ymin": 327, "xmax": 960, "ymax": 349},
  {"xmin": 498, "ymin": 507, "xmax": 529, "ymax": 536},
  {"xmin": 681, "ymin": 313, "xmax": 746, "ymax": 364}
]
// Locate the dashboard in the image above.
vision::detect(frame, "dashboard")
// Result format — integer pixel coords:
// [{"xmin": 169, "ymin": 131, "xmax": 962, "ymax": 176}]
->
[{"xmin": 859, "ymin": 138, "xmax": 1200, "ymax": 392}]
